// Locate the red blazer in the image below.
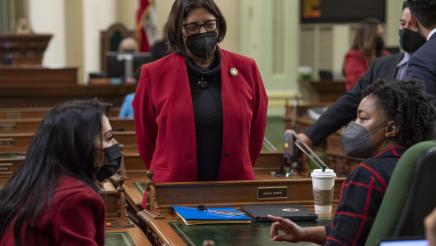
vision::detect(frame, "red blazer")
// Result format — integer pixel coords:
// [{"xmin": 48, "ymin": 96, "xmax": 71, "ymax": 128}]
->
[
  {"xmin": 343, "ymin": 50, "xmax": 368, "ymax": 91},
  {"xmin": 133, "ymin": 49, "xmax": 268, "ymax": 184},
  {"xmin": 0, "ymin": 176, "xmax": 105, "ymax": 246},
  {"xmin": 344, "ymin": 49, "xmax": 390, "ymax": 91}
]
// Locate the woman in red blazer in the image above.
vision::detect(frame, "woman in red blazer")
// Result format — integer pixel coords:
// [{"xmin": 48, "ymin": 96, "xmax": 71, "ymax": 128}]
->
[
  {"xmin": 344, "ymin": 18, "xmax": 389, "ymax": 91},
  {"xmin": 133, "ymin": 0, "xmax": 268, "ymax": 190},
  {"xmin": 0, "ymin": 100, "xmax": 123, "ymax": 246}
]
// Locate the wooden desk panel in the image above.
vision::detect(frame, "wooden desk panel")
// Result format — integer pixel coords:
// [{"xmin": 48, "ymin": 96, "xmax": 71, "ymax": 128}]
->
[
  {"xmin": 0, "ymin": 66, "xmax": 77, "ymax": 85},
  {"xmin": 134, "ymin": 178, "xmax": 344, "ymax": 246},
  {"xmin": 0, "ymin": 84, "xmax": 135, "ymax": 107},
  {"xmin": 0, "ymin": 107, "xmax": 120, "ymax": 120},
  {"xmin": 123, "ymin": 177, "xmax": 344, "ymax": 213},
  {"xmin": 0, "ymin": 117, "xmax": 133, "ymax": 133},
  {"xmin": 0, "ymin": 131, "xmax": 137, "ymax": 154},
  {"xmin": 0, "ymin": 34, "xmax": 52, "ymax": 65}
]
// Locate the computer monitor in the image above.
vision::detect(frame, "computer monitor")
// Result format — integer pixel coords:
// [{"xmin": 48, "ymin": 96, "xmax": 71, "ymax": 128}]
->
[{"xmin": 106, "ymin": 51, "xmax": 153, "ymax": 81}]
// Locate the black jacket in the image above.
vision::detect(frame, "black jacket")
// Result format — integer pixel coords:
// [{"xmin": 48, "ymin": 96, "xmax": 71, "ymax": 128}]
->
[
  {"xmin": 304, "ymin": 53, "xmax": 404, "ymax": 145},
  {"xmin": 408, "ymin": 33, "xmax": 436, "ymax": 96}
]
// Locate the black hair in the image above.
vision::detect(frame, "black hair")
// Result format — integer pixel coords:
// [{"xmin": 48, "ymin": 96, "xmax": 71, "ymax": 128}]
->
[
  {"xmin": 403, "ymin": 1, "xmax": 409, "ymax": 10},
  {"xmin": 362, "ymin": 79, "xmax": 436, "ymax": 147},
  {"xmin": 166, "ymin": 0, "xmax": 227, "ymax": 53},
  {"xmin": 0, "ymin": 99, "xmax": 110, "ymax": 245},
  {"xmin": 408, "ymin": 0, "xmax": 436, "ymax": 28}
]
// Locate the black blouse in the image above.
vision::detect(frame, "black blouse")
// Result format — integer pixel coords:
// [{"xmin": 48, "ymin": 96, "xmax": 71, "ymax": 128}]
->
[{"xmin": 185, "ymin": 50, "xmax": 223, "ymax": 181}]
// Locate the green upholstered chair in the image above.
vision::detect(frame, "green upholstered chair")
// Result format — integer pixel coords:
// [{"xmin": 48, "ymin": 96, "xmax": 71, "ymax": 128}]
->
[{"xmin": 365, "ymin": 141, "xmax": 436, "ymax": 246}]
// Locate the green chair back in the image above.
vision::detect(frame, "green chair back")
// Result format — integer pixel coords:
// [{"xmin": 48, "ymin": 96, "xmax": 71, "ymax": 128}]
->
[{"xmin": 365, "ymin": 141, "xmax": 436, "ymax": 246}]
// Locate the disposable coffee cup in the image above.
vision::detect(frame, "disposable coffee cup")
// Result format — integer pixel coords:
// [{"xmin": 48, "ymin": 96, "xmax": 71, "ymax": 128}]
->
[{"xmin": 311, "ymin": 169, "xmax": 336, "ymax": 218}]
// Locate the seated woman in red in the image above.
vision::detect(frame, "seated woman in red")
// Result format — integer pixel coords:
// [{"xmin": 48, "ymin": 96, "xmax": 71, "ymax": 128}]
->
[
  {"xmin": 343, "ymin": 18, "xmax": 389, "ymax": 91},
  {"xmin": 269, "ymin": 79, "xmax": 436, "ymax": 245},
  {"xmin": 0, "ymin": 100, "xmax": 122, "ymax": 246}
]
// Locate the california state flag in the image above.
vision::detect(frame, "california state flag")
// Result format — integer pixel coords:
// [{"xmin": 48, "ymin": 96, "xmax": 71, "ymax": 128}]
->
[{"xmin": 136, "ymin": 0, "xmax": 158, "ymax": 52}]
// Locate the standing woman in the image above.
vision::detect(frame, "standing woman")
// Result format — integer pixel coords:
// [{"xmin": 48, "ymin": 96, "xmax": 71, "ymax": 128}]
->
[
  {"xmin": 0, "ymin": 100, "xmax": 122, "ymax": 246},
  {"xmin": 344, "ymin": 18, "xmax": 389, "ymax": 91},
  {"xmin": 133, "ymin": 0, "xmax": 267, "ymax": 189}
]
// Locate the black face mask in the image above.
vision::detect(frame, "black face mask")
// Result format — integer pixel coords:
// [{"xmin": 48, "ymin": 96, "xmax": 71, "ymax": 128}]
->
[
  {"xmin": 399, "ymin": 28, "xmax": 426, "ymax": 53},
  {"xmin": 186, "ymin": 31, "xmax": 218, "ymax": 59},
  {"xmin": 95, "ymin": 144, "xmax": 122, "ymax": 182},
  {"xmin": 375, "ymin": 36, "xmax": 385, "ymax": 54}
]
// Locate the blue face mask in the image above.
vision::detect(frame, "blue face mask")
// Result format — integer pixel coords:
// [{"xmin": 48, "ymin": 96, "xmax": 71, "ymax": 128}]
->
[{"xmin": 341, "ymin": 122, "xmax": 386, "ymax": 159}]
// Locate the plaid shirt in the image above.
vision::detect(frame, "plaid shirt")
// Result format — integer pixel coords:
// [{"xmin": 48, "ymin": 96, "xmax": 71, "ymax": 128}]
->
[{"xmin": 324, "ymin": 146, "xmax": 406, "ymax": 246}]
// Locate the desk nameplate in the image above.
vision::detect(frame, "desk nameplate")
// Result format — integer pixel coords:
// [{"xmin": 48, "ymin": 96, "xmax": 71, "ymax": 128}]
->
[{"xmin": 257, "ymin": 186, "xmax": 288, "ymax": 200}]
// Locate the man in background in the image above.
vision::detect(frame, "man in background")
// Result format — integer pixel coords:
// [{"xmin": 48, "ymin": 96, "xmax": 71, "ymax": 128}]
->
[
  {"xmin": 407, "ymin": 0, "xmax": 436, "ymax": 96},
  {"xmin": 299, "ymin": 2, "xmax": 426, "ymax": 146}
]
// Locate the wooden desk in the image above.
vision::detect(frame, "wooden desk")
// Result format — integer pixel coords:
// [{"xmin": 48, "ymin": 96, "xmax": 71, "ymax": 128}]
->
[
  {"xmin": 0, "ymin": 65, "xmax": 77, "ymax": 85},
  {"xmin": 0, "ymin": 117, "xmax": 133, "ymax": 133},
  {"xmin": 0, "ymin": 84, "xmax": 135, "ymax": 107},
  {"xmin": 0, "ymin": 107, "xmax": 120, "ymax": 120},
  {"xmin": 0, "ymin": 34, "xmax": 52, "ymax": 65},
  {"xmin": 0, "ymin": 131, "xmax": 137, "ymax": 153},
  {"xmin": 133, "ymin": 178, "xmax": 344, "ymax": 245},
  {"xmin": 298, "ymin": 80, "xmax": 345, "ymax": 103}
]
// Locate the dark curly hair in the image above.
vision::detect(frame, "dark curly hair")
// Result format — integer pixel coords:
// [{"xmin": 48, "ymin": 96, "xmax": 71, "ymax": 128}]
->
[{"xmin": 362, "ymin": 79, "xmax": 436, "ymax": 147}]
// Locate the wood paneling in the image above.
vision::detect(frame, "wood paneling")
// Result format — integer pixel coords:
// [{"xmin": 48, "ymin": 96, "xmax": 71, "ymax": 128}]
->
[{"xmin": 0, "ymin": 84, "xmax": 135, "ymax": 107}]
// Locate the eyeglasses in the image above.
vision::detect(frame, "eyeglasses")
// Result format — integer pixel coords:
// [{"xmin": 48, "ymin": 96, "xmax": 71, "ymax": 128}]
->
[{"xmin": 183, "ymin": 19, "xmax": 217, "ymax": 35}]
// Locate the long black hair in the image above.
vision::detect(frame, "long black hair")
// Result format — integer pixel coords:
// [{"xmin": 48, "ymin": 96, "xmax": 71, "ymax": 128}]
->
[
  {"xmin": 0, "ymin": 99, "xmax": 110, "ymax": 245},
  {"xmin": 362, "ymin": 79, "xmax": 436, "ymax": 147}
]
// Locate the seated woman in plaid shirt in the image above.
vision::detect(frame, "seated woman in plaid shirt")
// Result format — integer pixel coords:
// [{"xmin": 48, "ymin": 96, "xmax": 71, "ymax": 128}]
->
[{"xmin": 268, "ymin": 79, "xmax": 436, "ymax": 246}]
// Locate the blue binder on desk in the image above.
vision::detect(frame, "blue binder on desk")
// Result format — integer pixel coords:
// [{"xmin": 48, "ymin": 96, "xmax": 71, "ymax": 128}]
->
[{"xmin": 171, "ymin": 205, "xmax": 252, "ymax": 225}]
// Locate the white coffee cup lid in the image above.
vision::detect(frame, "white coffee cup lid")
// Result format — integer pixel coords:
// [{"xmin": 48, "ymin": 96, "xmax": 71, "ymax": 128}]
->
[{"xmin": 311, "ymin": 168, "xmax": 336, "ymax": 178}]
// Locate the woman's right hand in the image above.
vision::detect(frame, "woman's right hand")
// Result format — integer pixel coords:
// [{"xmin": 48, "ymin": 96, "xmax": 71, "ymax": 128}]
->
[{"xmin": 268, "ymin": 215, "xmax": 306, "ymax": 242}]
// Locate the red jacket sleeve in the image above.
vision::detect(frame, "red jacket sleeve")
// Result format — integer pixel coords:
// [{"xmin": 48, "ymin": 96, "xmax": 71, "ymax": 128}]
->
[
  {"xmin": 132, "ymin": 65, "xmax": 158, "ymax": 169},
  {"xmin": 53, "ymin": 192, "xmax": 106, "ymax": 246},
  {"xmin": 249, "ymin": 60, "xmax": 268, "ymax": 165}
]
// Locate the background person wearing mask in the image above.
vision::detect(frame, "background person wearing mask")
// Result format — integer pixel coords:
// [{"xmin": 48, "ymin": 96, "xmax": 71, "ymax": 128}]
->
[
  {"xmin": 407, "ymin": 0, "xmax": 436, "ymax": 96},
  {"xmin": 133, "ymin": 0, "xmax": 268, "ymax": 207},
  {"xmin": 269, "ymin": 79, "xmax": 436, "ymax": 246},
  {"xmin": 343, "ymin": 18, "xmax": 389, "ymax": 91},
  {"xmin": 299, "ymin": 2, "xmax": 426, "ymax": 147},
  {"xmin": 0, "ymin": 100, "xmax": 122, "ymax": 245}
]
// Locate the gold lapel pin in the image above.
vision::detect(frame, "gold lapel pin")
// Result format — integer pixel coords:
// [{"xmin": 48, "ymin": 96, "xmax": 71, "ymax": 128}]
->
[{"xmin": 230, "ymin": 67, "xmax": 239, "ymax": 77}]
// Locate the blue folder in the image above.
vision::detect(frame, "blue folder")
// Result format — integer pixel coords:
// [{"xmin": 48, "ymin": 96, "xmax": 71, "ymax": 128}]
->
[{"xmin": 171, "ymin": 205, "xmax": 251, "ymax": 225}]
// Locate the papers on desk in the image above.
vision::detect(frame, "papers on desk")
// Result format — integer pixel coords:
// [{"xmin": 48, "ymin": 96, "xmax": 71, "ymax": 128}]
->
[{"xmin": 171, "ymin": 205, "xmax": 252, "ymax": 225}]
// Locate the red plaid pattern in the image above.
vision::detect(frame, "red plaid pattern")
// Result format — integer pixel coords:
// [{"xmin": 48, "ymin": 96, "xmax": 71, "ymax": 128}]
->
[{"xmin": 324, "ymin": 146, "xmax": 405, "ymax": 246}]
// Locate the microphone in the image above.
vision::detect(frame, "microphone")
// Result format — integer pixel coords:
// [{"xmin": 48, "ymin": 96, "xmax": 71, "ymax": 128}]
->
[{"xmin": 285, "ymin": 130, "xmax": 329, "ymax": 171}]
